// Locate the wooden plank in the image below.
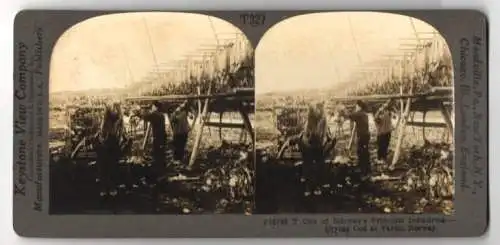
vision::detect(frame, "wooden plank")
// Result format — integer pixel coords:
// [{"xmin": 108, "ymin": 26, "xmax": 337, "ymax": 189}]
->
[
  {"xmin": 256, "ymin": 93, "xmax": 452, "ymax": 112},
  {"xmin": 406, "ymin": 121, "xmax": 448, "ymax": 128},
  {"xmin": 130, "ymin": 90, "xmax": 451, "ymax": 106},
  {"xmin": 239, "ymin": 128, "xmax": 247, "ymax": 143},
  {"xmin": 129, "ymin": 100, "xmax": 253, "ymax": 115},
  {"xmin": 257, "ymin": 98, "xmax": 452, "ymax": 113},
  {"xmin": 125, "ymin": 88, "xmax": 254, "ymax": 102},
  {"xmin": 204, "ymin": 122, "xmax": 246, "ymax": 129}
]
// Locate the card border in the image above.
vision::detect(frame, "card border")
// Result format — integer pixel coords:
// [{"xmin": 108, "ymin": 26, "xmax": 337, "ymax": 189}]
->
[{"xmin": 12, "ymin": 9, "xmax": 489, "ymax": 237}]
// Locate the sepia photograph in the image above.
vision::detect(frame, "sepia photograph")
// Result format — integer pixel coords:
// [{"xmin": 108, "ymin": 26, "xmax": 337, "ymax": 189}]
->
[
  {"xmin": 255, "ymin": 12, "xmax": 454, "ymax": 214},
  {"xmin": 48, "ymin": 12, "xmax": 255, "ymax": 214}
]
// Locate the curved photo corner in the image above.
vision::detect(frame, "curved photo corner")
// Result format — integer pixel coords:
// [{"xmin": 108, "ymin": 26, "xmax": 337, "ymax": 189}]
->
[
  {"xmin": 48, "ymin": 12, "xmax": 256, "ymax": 215},
  {"xmin": 254, "ymin": 12, "xmax": 455, "ymax": 215}
]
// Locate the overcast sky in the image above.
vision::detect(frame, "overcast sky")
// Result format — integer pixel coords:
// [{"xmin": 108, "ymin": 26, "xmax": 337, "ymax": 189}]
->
[
  {"xmin": 255, "ymin": 12, "xmax": 441, "ymax": 95},
  {"xmin": 50, "ymin": 12, "xmax": 242, "ymax": 93}
]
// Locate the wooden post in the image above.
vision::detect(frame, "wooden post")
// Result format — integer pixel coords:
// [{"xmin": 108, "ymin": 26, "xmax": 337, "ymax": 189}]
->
[
  {"xmin": 70, "ymin": 137, "xmax": 86, "ymax": 159},
  {"xmin": 194, "ymin": 86, "xmax": 202, "ymax": 132},
  {"xmin": 390, "ymin": 105, "xmax": 409, "ymax": 168},
  {"xmin": 197, "ymin": 86, "xmax": 202, "ymax": 113},
  {"xmin": 239, "ymin": 106, "xmax": 254, "ymax": 145},
  {"xmin": 393, "ymin": 85, "xmax": 404, "ymax": 129},
  {"xmin": 271, "ymin": 105, "xmax": 277, "ymax": 129},
  {"xmin": 277, "ymin": 138, "xmax": 291, "ymax": 159},
  {"xmin": 347, "ymin": 124, "xmax": 356, "ymax": 154},
  {"xmin": 439, "ymin": 102, "xmax": 454, "ymax": 140},
  {"xmin": 239, "ymin": 128, "xmax": 247, "ymax": 143},
  {"xmin": 65, "ymin": 108, "xmax": 70, "ymax": 141},
  {"xmin": 443, "ymin": 107, "xmax": 454, "ymax": 143},
  {"xmin": 206, "ymin": 112, "xmax": 213, "ymax": 136},
  {"xmin": 219, "ymin": 112, "xmax": 224, "ymax": 141},
  {"xmin": 390, "ymin": 81, "xmax": 414, "ymax": 168},
  {"xmin": 142, "ymin": 123, "xmax": 151, "ymax": 151},
  {"xmin": 190, "ymin": 113, "xmax": 198, "ymax": 129},
  {"xmin": 188, "ymin": 86, "xmax": 212, "ymax": 168},
  {"xmin": 239, "ymin": 111, "xmax": 248, "ymax": 143}
]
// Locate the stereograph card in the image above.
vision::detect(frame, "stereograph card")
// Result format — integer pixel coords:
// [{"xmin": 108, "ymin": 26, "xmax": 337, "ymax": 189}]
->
[{"xmin": 12, "ymin": 10, "xmax": 488, "ymax": 237}]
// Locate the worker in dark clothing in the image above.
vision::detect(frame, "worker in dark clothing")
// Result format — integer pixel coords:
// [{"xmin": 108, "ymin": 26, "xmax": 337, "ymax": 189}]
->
[
  {"xmin": 96, "ymin": 102, "xmax": 125, "ymax": 197},
  {"xmin": 170, "ymin": 102, "xmax": 190, "ymax": 163},
  {"xmin": 344, "ymin": 100, "xmax": 371, "ymax": 175},
  {"xmin": 134, "ymin": 101, "xmax": 167, "ymax": 181}
]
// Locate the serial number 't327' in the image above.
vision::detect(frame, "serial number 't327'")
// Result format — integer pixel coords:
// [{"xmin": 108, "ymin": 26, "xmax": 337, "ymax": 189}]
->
[{"xmin": 240, "ymin": 13, "xmax": 266, "ymax": 26}]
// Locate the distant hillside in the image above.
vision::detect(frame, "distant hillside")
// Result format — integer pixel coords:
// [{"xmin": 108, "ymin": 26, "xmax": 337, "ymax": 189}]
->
[
  {"xmin": 50, "ymin": 87, "xmax": 128, "ymax": 97},
  {"xmin": 257, "ymin": 79, "xmax": 358, "ymax": 101},
  {"xmin": 49, "ymin": 87, "xmax": 132, "ymax": 106}
]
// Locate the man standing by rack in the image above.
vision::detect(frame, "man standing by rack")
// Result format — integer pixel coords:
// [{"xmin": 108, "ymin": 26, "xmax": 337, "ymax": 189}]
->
[
  {"xmin": 170, "ymin": 101, "xmax": 191, "ymax": 164},
  {"xmin": 342, "ymin": 100, "xmax": 371, "ymax": 176},
  {"xmin": 95, "ymin": 102, "xmax": 125, "ymax": 198},
  {"xmin": 133, "ymin": 101, "xmax": 167, "ymax": 180}
]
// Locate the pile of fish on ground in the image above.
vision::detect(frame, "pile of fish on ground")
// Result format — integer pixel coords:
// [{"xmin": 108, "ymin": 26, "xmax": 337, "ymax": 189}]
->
[{"xmin": 50, "ymin": 141, "xmax": 254, "ymax": 215}]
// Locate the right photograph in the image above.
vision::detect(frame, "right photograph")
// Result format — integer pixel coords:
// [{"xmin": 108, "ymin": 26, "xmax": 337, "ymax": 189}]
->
[{"xmin": 254, "ymin": 12, "xmax": 454, "ymax": 214}]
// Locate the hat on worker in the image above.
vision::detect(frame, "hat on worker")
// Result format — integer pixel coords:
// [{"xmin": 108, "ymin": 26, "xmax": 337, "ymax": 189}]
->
[
  {"xmin": 356, "ymin": 100, "xmax": 368, "ymax": 112},
  {"xmin": 152, "ymin": 100, "xmax": 162, "ymax": 110}
]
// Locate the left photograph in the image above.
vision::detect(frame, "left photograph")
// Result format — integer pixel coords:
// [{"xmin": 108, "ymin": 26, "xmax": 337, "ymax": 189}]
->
[{"xmin": 48, "ymin": 12, "xmax": 255, "ymax": 214}]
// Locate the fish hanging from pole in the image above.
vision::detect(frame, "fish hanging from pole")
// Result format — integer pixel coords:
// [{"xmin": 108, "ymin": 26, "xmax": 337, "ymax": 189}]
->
[
  {"xmin": 205, "ymin": 54, "xmax": 212, "ymax": 79},
  {"xmin": 210, "ymin": 54, "xmax": 217, "ymax": 79},
  {"xmin": 201, "ymin": 52, "xmax": 208, "ymax": 80},
  {"xmin": 441, "ymin": 37, "xmax": 452, "ymax": 68},
  {"xmin": 431, "ymin": 36, "xmax": 439, "ymax": 64},
  {"xmin": 224, "ymin": 44, "xmax": 231, "ymax": 73},
  {"xmin": 195, "ymin": 59, "xmax": 201, "ymax": 82},
  {"xmin": 186, "ymin": 57, "xmax": 193, "ymax": 81},
  {"xmin": 423, "ymin": 40, "xmax": 431, "ymax": 72},
  {"xmin": 236, "ymin": 34, "xmax": 242, "ymax": 62},
  {"xmin": 244, "ymin": 42, "xmax": 252, "ymax": 69},
  {"xmin": 215, "ymin": 47, "xmax": 223, "ymax": 73}
]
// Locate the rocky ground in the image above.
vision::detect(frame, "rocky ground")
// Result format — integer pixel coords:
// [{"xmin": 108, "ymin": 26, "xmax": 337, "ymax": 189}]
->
[
  {"xmin": 255, "ymin": 142, "xmax": 454, "ymax": 215},
  {"xmin": 49, "ymin": 142, "xmax": 254, "ymax": 215}
]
